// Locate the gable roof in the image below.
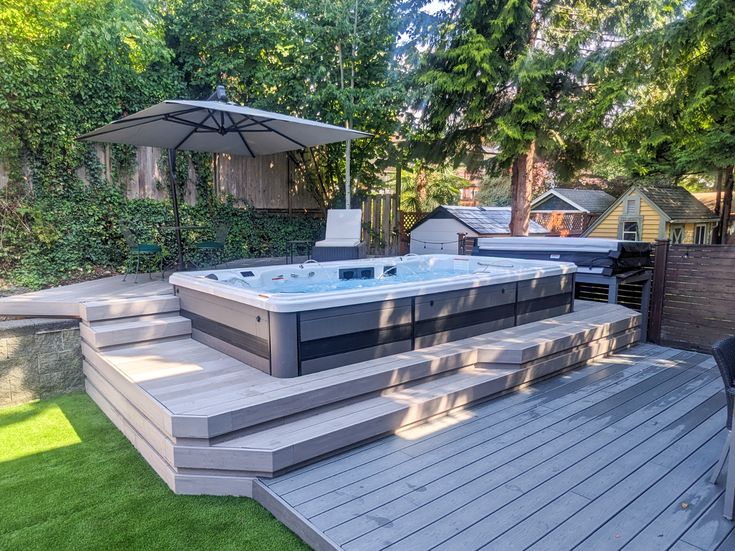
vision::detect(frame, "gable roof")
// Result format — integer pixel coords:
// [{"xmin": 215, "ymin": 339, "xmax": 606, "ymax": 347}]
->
[
  {"xmin": 419, "ymin": 206, "xmax": 549, "ymax": 235},
  {"xmin": 583, "ymin": 184, "xmax": 719, "ymax": 236},
  {"xmin": 637, "ymin": 185, "xmax": 719, "ymax": 222},
  {"xmin": 532, "ymin": 188, "xmax": 615, "ymax": 214}
]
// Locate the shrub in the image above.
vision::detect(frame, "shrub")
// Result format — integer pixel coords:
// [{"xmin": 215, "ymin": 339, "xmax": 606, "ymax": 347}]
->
[{"xmin": 0, "ymin": 182, "xmax": 324, "ymax": 289}]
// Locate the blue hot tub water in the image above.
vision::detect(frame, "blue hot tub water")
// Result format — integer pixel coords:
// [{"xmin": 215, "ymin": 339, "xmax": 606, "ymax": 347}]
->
[{"xmin": 219, "ymin": 267, "xmax": 476, "ymax": 294}]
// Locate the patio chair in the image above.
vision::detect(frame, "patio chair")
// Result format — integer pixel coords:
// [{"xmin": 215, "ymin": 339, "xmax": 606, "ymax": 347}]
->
[
  {"xmin": 120, "ymin": 222, "xmax": 163, "ymax": 282},
  {"xmin": 312, "ymin": 209, "xmax": 365, "ymax": 262},
  {"xmin": 195, "ymin": 222, "xmax": 231, "ymax": 268},
  {"xmin": 710, "ymin": 335, "xmax": 735, "ymax": 484}
]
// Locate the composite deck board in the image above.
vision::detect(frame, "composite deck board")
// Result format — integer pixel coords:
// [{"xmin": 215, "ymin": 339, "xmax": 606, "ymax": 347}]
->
[
  {"xmin": 260, "ymin": 344, "xmax": 734, "ymax": 551},
  {"xmin": 266, "ymin": 345, "xmax": 667, "ymax": 498},
  {"xmin": 314, "ymin": 361, "xmax": 721, "ymax": 541},
  {"xmin": 676, "ymin": 491, "xmax": 735, "ymax": 551},
  {"xmin": 335, "ymin": 359, "xmax": 718, "ymax": 550},
  {"xmin": 287, "ymin": 349, "xmax": 700, "ymax": 516}
]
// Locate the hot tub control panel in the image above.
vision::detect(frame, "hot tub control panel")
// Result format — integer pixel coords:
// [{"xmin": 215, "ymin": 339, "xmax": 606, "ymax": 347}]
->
[{"xmin": 339, "ymin": 267, "xmax": 375, "ymax": 280}]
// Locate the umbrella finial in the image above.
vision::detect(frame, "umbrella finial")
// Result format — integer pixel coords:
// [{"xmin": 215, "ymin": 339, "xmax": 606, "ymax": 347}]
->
[{"xmin": 209, "ymin": 85, "xmax": 228, "ymax": 103}]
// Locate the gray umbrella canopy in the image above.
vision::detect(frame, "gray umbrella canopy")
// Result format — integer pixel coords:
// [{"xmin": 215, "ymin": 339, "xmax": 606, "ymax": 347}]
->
[
  {"xmin": 79, "ymin": 88, "xmax": 370, "ymax": 270},
  {"xmin": 78, "ymin": 98, "xmax": 369, "ymax": 157}
]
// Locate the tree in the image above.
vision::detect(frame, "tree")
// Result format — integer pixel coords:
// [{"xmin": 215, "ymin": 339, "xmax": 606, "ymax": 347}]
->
[
  {"xmin": 416, "ymin": 0, "xmax": 685, "ymax": 235},
  {"xmin": 567, "ymin": 0, "xmax": 734, "ymax": 241},
  {"xmin": 0, "ymin": 0, "xmax": 178, "ymax": 192},
  {"xmin": 399, "ymin": 163, "xmax": 465, "ymax": 212}
]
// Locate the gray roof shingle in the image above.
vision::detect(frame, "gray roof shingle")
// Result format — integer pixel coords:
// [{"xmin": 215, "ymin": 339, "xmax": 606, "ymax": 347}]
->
[
  {"xmin": 638, "ymin": 185, "xmax": 719, "ymax": 221},
  {"xmin": 552, "ymin": 189, "xmax": 616, "ymax": 213},
  {"xmin": 438, "ymin": 206, "xmax": 549, "ymax": 235}
]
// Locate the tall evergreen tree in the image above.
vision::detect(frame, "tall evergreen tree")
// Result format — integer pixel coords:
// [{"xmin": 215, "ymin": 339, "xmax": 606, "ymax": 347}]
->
[
  {"xmin": 417, "ymin": 0, "xmax": 684, "ymax": 234},
  {"xmin": 568, "ymin": 0, "xmax": 735, "ymax": 241}
]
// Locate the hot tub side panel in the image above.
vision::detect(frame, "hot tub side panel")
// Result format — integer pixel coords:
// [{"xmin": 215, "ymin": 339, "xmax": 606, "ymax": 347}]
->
[
  {"xmin": 516, "ymin": 274, "xmax": 575, "ymax": 325},
  {"xmin": 296, "ymin": 298, "xmax": 413, "ymax": 375},
  {"xmin": 175, "ymin": 286, "xmax": 273, "ymax": 374},
  {"xmin": 414, "ymin": 282, "xmax": 517, "ymax": 349}
]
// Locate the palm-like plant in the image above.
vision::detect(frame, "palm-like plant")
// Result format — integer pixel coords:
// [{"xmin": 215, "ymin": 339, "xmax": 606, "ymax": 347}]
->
[{"xmin": 400, "ymin": 163, "xmax": 467, "ymax": 212}]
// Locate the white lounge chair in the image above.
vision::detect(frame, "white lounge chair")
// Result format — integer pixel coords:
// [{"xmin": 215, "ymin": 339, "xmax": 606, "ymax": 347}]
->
[{"xmin": 312, "ymin": 209, "xmax": 365, "ymax": 261}]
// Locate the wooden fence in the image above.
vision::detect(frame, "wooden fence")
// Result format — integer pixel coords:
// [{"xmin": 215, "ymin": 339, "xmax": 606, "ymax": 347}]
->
[
  {"xmin": 1, "ymin": 146, "xmax": 320, "ymax": 212},
  {"xmin": 361, "ymin": 195, "xmax": 401, "ymax": 256},
  {"xmin": 649, "ymin": 241, "xmax": 735, "ymax": 351}
]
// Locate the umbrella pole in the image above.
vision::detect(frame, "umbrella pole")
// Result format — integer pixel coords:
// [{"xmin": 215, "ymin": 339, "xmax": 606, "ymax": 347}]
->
[{"xmin": 167, "ymin": 148, "xmax": 185, "ymax": 271}]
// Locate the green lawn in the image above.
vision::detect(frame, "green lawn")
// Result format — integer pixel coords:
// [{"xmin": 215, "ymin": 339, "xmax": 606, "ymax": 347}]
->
[{"xmin": 0, "ymin": 393, "xmax": 309, "ymax": 551}]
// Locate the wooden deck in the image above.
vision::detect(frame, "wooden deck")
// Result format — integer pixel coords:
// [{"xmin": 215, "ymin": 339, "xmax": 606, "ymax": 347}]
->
[
  {"xmin": 0, "ymin": 256, "xmax": 308, "ymax": 318},
  {"xmin": 256, "ymin": 343, "xmax": 735, "ymax": 551}
]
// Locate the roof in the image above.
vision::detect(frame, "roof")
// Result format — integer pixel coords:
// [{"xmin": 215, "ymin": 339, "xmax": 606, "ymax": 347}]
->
[
  {"xmin": 692, "ymin": 192, "xmax": 733, "ymax": 215},
  {"xmin": 637, "ymin": 185, "xmax": 719, "ymax": 222},
  {"xmin": 532, "ymin": 188, "xmax": 616, "ymax": 214},
  {"xmin": 418, "ymin": 206, "xmax": 549, "ymax": 235}
]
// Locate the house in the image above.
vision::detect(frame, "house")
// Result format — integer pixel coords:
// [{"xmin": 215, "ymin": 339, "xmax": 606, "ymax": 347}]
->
[
  {"xmin": 584, "ymin": 185, "xmax": 719, "ymax": 243},
  {"xmin": 692, "ymin": 192, "xmax": 735, "ymax": 243},
  {"xmin": 531, "ymin": 188, "xmax": 616, "ymax": 236},
  {"xmin": 410, "ymin": 205, "xmax": 548, "ymax": 254},
  {"xmin": 459, "ymin": 183, "xmax": 480, "ymax": 206}
]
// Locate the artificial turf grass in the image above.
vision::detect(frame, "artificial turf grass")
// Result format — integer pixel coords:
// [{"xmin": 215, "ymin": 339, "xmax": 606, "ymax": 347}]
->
[{"xmin": 0, "ymin": 393, "xmax": 309, "ymax": 551}]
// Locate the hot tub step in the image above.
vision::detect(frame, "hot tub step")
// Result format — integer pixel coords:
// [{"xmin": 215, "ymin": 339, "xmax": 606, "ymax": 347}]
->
[
  {"xmin": 80, "ymin": 294, "xmax": 180, "ymax": 322},
  {"xmin": 80, "ymin": 315, "xmax": 192, "ymax": 349},
  {"xmin": 173, "ymin": 365, "xmax": 531, "ymax": 475}
]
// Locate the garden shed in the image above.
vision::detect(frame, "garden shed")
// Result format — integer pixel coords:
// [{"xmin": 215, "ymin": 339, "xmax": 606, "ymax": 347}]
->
[{"xmin": 409, "ymin": 205, "xmax": 549, "ymax": 254}]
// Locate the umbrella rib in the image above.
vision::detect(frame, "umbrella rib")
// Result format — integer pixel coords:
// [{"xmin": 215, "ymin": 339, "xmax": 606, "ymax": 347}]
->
[
  {"xmin": 256, "ymin": 120, "xmax": 307, "ymax": 149},
  {"xmin": 225, "ymin": 112, "xmax": 256, "ymax": 158},
  {"xmin": 115, "ymin": 106, "xmax": 202, "ymax": 124},
  {"xmin": 229, "ymin": 118, "xmax": 274, "ymax": 132},
  {"xmin": 79, "ymin": 118, "xmax": 164, "ymax": 140},
  {"xmin": 172, "ymin": 109, "xmax": 220, "ymax": 150}
]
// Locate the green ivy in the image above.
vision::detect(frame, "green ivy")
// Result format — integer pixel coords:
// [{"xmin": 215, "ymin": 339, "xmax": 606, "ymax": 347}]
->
[{"xmin": 2, "ymin": 182, "xmax": 324, "ymax": 289}]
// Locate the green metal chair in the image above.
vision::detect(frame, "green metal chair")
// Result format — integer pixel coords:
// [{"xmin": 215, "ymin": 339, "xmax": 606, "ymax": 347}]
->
[
  {"xmin": 195, "ymin": 222, "xmax": 231, "ymax": 268},
  {"xmin": 120, "ymin": 223, "xmax": 163, "ymax": 282}
]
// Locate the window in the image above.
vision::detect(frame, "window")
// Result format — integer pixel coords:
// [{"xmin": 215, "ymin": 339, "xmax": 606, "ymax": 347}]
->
[
  {"xmin": 694, "ymin": 224, "xmax": 708, "ymax": 244},
  {"xmin": 624, "ymin": 197, "xmax": 640, "ymax": 216},
  {"xmin": 622, "ymin": 221, "xmax": 640, "ymax": 241},
  {"xmin": 670, "ymin": 225, "xmax": 684, "ymax": 244}
]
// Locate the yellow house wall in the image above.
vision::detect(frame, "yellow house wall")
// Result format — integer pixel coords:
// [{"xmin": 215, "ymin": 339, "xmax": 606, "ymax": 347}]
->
[
  {"xmin": 587, "ymin": 192, "xmax": 663, "ymax": 241},
  {"xmin": 673, "ymin": 222, "xmax": 716, "ymax": 244}
]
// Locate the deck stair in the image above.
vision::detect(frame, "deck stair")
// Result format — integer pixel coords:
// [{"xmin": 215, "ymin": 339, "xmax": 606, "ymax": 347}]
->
[{"xmin": 79, "ymin": 298, "xmax": 642, "ymax": 497}]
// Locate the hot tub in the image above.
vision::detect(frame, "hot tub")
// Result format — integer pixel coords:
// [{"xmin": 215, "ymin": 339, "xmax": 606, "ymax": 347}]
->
[{"xmin": 169, "ymin": 255, "xmax": 576, "ymax": 377}]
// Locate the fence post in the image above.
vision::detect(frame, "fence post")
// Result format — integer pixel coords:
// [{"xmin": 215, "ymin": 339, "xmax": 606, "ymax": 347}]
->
[
  {"xmin": 457, "ymin": 233, "xmax": 467, "ymax": 255},
  {"xmin": 649, "ymin": 239, "xmax": 670, "ymax": 344}
]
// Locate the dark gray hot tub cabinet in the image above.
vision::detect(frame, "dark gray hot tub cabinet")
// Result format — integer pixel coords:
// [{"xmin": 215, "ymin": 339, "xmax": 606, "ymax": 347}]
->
[{"xmin": 174, "ymin": 273, "xmax": 574, "ymax": 378}]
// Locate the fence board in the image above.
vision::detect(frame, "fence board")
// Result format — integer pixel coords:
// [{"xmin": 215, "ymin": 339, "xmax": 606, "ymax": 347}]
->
[{"xmin": 653, "ymin": 243, "xmax": 735, "ymax": 351}]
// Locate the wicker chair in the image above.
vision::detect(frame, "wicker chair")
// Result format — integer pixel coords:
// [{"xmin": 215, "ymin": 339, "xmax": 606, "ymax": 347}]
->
[{"xmin": 710, "ymin": 336, "xmax": 735, "ymax": 484}]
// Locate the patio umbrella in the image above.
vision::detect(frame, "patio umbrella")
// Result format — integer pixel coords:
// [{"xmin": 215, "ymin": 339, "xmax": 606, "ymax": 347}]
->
[{"xmin": 78, "ymin": 86, "xmax": 369, "ymax": 270}]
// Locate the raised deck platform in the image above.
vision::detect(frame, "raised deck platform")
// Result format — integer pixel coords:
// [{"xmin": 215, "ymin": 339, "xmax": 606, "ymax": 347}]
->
[{"xmin": 72, "ymin": 294, "xmax": 641, "ymax": 496}]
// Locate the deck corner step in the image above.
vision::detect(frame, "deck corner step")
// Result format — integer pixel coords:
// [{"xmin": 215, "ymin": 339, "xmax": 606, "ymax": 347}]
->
[
  {"xmin": 81, "ymin": 315, "xmax": 191, "ymax": 349},
  {"xmin": 80, "ymin": 294, "xmax": 180, "ymax": 322}
]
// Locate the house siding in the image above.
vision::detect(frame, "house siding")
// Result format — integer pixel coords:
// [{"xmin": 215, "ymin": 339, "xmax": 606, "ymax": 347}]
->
[{"xmin": 587, "ymin": 192, "xmax": 662, "ymax": 241}]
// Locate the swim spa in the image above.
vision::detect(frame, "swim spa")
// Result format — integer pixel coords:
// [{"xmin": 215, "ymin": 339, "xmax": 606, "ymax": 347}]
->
[{"xmin": 169, "ymin": 255, "xmax": 576, "ymax": 377}]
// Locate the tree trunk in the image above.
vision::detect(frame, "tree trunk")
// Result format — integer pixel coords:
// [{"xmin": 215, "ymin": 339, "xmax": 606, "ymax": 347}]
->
[
  {"xmin": 510, "ymin": 140, "xmax": 535, "ymax": 236},
  {"xmin": 509, "ymin": 0, "xmax": 539, "ymax": 237},
  {"xmin": 713, "ymin": 168, "xmax": 723, "ymax": 243},
  {"xmin": 720, "ymin": 166, "xmax": 734, "ymax": 244}
]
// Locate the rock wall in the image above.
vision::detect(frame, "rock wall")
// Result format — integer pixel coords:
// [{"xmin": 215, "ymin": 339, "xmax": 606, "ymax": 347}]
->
[{"xmin": 0, "ymin": 318, "xmax": 83, "ymax": 407}]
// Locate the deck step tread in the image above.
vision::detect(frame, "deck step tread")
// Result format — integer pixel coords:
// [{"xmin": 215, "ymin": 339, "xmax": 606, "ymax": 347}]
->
[
  {"xmin": 213, "ymin": 366, "xmax": 531, "ymax": 451},
  {"xmin": 81, "ymin": 315, "xmax": 192, "ymax": 348}
]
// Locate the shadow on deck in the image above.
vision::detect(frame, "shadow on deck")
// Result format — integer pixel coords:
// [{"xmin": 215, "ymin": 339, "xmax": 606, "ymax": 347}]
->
[{"xmin": 257, "ymin": 343, "xmax": 735, "ymax": 551}]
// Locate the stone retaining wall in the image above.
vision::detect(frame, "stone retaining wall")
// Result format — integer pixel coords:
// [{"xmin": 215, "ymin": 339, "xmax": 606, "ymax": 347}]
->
[{"xmin": 0, "ymin": 318, "xmax": 83, "ymax": 407}]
